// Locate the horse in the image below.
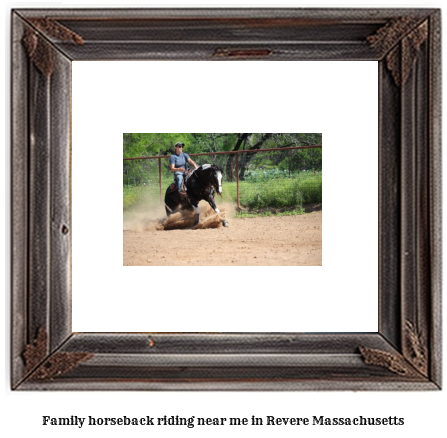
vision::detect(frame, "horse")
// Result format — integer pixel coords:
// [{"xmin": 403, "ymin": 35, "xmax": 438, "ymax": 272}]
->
[{"xmin": 164, "ymin": 164, "xmax": 229, "ymax": 227}]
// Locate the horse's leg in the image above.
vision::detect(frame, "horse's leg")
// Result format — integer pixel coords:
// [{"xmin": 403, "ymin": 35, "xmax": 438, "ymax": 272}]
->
[
  {"xmin": 164, "ymin": 192, "xmax": 176, "ymax": 217},
  {"xmin": 188, "ymin": 195, "xmax": 200, "ymax": 226},
  {"xmin": 165, "ymin": 203, "xmax": 173, "ymax": 217},
  {"xmin": 208, "ymin": 199, "xmax": 229, "ymax": 227},
  {"xmin": 164, "ymin": 195, "xmax": 172, "ymax": 216}
]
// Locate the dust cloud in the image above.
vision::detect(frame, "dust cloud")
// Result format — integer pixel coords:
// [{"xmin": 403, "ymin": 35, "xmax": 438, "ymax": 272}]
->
[{"xmin": 123, "ymin": 200, "xmax": 232, "ymax": 232}]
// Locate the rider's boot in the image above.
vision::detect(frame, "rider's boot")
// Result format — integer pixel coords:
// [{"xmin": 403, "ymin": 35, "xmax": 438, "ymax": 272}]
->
[{"xmin": 179, "ymin": 184, "xmax": 187, "ymax": 197}]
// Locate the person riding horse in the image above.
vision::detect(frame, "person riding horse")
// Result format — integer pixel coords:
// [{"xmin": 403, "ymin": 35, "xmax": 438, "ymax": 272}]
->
[
  {"xmin": 170, "ymin": 142, "xmax": 198, "ymax": 196},
  {"xmin": 165, "ymin": 163, "xmax": 229, "ymax": 228}
]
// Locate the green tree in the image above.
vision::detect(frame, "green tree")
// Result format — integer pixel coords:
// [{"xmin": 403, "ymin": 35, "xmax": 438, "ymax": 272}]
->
[{"xmin": 123, "ymin": 133, "xmax": 322, "ymax": 185}]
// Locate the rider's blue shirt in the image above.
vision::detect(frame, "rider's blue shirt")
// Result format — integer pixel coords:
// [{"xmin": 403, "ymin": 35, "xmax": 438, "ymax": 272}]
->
[{"xmin": 170, "ymin": 152, "xmax": 190, "ymax": 172}]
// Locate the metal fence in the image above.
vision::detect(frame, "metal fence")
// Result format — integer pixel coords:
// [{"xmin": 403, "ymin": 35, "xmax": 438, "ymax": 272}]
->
[{"xmin": 123, "ymin": 145, "xmax": 322, "ymax": 210}]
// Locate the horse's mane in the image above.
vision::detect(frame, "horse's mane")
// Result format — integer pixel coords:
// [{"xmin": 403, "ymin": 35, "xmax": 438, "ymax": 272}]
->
[{"xmin": 197, "ymin": 164, "xmax": 223, "ymax": 173}]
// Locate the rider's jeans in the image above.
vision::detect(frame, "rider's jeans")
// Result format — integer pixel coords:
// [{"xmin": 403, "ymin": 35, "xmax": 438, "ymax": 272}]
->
[{"xmin": 174, "ymin": 171, "xmax": 184, "ymax": 191}]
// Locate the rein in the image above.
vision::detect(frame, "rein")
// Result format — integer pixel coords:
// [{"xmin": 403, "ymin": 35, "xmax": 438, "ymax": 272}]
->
[
  {"xmin": 193, "ymin": 170, "xmax": 207, "ymax": 190},
  {"xmin": 194, "ymin": 166, "xmax": 218, "ymax": 193}
]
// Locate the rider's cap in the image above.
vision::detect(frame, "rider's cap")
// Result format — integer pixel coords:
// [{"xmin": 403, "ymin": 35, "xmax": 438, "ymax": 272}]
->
[{"xmin": 175, "ymin": 142, "xmax": 185, "ymax": 147}]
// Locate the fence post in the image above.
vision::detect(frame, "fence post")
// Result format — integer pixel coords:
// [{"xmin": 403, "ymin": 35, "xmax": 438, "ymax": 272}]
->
[
  {"xmin": 288, "ymin": 149, "xmax": 291, "ymax": 176},
  {"xmin": 236, "ymin": 153, "xmax": 240, "ymax": 210},
  {"xmin": 158, "ymin": 157, "xmax": 162, "ymax": 204}
]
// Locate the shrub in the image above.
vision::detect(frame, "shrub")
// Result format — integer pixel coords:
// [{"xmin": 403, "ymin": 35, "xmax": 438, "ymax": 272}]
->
[{"xmin": 123, "ymin": 171, "xmax": 322, "ymax": 212}]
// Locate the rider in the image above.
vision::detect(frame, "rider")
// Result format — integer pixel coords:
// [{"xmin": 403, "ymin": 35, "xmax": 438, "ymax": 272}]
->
[{"xmin": 170, "ymin": 142, "xmax": 198, "ymax": 195}]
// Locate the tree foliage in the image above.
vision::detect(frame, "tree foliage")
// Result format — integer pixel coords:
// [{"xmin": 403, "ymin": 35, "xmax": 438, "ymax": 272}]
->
[
  {"xmin": 123, "ymin": 133, "xmax": 196, "ymax": 158},
  {"xmin": 123, "ymin": 133, "xmax": 322, "ymax": 185}
]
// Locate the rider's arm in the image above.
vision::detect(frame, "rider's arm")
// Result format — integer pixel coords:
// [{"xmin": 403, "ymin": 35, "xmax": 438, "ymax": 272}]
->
[
  {"xmin": 171, "ymin": 163, "xmax": 185, "ymax": 172},
  {"xmin": 187, "ymin": 158, "xmax": 198, "ymax": 169}
]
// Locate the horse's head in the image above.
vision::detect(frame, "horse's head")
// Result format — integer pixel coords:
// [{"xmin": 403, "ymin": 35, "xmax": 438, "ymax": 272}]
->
[
  {"xmin": 198, "ymin": 164, "xmax": 223, "ymax": 195},
  {"xmin": 212, "ymin": 165, "xmax": 223, "ymax": 195}
]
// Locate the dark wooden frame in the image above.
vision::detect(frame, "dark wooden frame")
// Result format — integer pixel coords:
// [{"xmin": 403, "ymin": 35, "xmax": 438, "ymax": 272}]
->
[{"xmin": 11, "ymin": 8, "xmax": 441, "ymax": 390}]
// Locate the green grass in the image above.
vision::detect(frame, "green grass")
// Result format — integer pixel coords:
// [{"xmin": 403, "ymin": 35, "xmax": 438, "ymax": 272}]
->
[
  {"xmin": 222, "ymin": 172, "xmax": 322, "ymax": 210},
  {"xmin": 124, "ymin": 172, "xmax": 322, "ymax": 214},
  {"xmin": 235, "ymin": 208, "xmax": 305, "ymax": 218},
  {"xmin": 123, "ymin": 185, "xmax": 170, "ymax": 211},
  {"xmin": 123, "ymin": 187, "xmax": 142, "ymax": 210}
]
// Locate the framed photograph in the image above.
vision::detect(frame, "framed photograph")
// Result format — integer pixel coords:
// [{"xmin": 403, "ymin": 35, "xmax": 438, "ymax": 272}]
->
[{"xmin": 11, "ymin": 8, "xmax": 441, "ymax": 390}]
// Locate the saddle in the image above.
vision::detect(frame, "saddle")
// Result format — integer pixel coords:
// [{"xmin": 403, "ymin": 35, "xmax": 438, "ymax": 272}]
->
[
  {"xmin": 179, "ymin": 168, "xmax": 194, "ymax": 194},
  {"xmin": 167, "ymin": 168, "xmax": 195, "ymax": 197}
]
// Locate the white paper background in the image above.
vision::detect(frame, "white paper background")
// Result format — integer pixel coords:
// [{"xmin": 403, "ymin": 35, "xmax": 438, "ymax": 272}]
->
[
  {"xmin": 72, "ymin": 60, "xmax": 378, "ymax": 333},
  {"xmin": 2, "ymin": 1, "xmax": 445, "ymax": 438}
]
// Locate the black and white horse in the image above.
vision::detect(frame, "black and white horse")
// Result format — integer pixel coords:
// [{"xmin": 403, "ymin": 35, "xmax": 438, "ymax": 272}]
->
[{"xmin": 164, "ymin": 164, "xmax": 229, "ymax": 227}]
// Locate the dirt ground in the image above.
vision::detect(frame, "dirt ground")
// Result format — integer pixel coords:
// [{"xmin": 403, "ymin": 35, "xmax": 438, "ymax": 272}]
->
[{"xmin": 123, "ymin": 203, "xmax": 322, "ymax": 266}]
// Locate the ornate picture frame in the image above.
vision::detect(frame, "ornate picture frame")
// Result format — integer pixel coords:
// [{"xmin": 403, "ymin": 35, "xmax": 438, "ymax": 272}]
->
[{"xmin": 11, "ymin": 8, "xmax": 441, "ymax": 390}]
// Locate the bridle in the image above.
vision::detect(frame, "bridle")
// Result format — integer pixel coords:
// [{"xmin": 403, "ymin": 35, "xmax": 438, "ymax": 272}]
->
[
  {"xmin": 195, "ymin": 165, "xmax": 222, "ymax": 195},
  {"xmin": 214, "ymin": 169, "xmax": 223, "ymax": 195},
  {"xmin": 207, "ymin": 166, "xmax": 222, "ymax": 195}
]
